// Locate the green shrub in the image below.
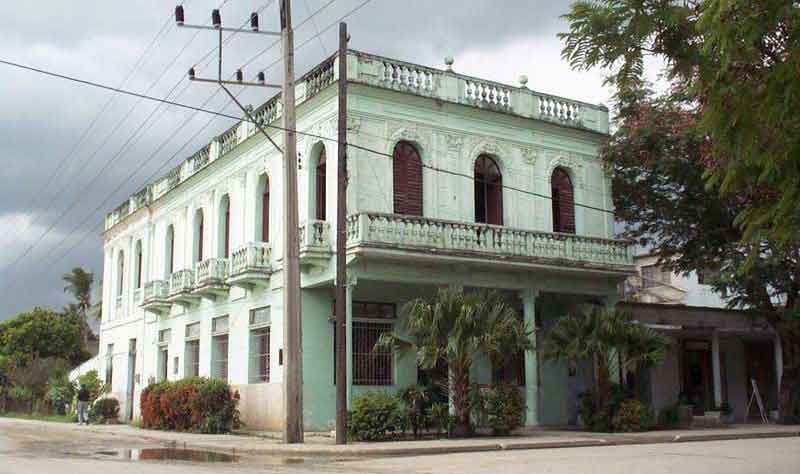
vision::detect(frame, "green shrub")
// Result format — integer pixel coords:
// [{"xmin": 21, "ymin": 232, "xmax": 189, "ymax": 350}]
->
[
  {"xmin": 658, "ymin": 403, "xmax": 680, "ymax": 428},
  {"xmin": 348, "ymin": 391, "xmax": 405, "ymax": 441},
  {"xmin": 427, "ymin": 402, "xmax": 453, "ymax": 438},
  {"xmin": 484, "ymin": 382, "xmax": 525, "ymax": 436},
  {"xmin": 44, "ymin": 374, "xmax": 75, "ymax": 415},
  {"xmin": 89, "ymin": 398, "xmax": 120, "ymax": 423},
  {"xmin": 139, "ymin": 378, "xmax": 239, "ymax": 434},
  {"xmin": 612, "ymin": 399, "xmax": 654, "ymax": 432}
]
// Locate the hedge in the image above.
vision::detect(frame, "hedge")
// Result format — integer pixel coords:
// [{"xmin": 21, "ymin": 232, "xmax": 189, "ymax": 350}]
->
[{"xmin": 140, "ymin": 377, "xmax": 239, "ymax": 433}]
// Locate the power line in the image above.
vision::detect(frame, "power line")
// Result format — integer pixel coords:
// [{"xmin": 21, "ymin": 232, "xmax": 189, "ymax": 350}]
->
[
  {"xmin": 2, "ymin": 6, "xmax": 180, "ymax": 247},
  {"xmin": 0, "ymin": 1, "xmax": 274, "ymax": 281},
  {"xmin": 0, "ymin": 57, "xmax": 616, "ymax": 217}
]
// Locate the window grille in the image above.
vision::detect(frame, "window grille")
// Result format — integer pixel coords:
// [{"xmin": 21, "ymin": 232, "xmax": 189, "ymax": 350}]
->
[
  {"xmin": 353, "ymin": 321, "xmax": 393, "ymax": 386},
  {"xmin": 249, "ymin": 327, "xmax": 270, "ymax": 383}
]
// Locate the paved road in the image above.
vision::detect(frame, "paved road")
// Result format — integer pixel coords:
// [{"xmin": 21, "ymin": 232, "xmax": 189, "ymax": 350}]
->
[{"xmin": 0, "ymin": 420, "xmax": 797, "ymax": 473}]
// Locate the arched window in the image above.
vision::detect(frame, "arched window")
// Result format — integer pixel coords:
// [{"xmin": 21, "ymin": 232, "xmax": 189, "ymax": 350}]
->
[
  {"xmin": 474, "ymin": 155, "xmax": 503, "ymax": 225},
  {"xmin": 193, "ymin": 209, "xmax": 204, "ymax": 263},
  {"xmin": 117, "ymin": 250, "xmax": 125, "ymax": 297},
  {"xmin": 257, "ymin": 174, "xmax": 270, "ymax": 243},
  {"xmin": 551, "ymin": 167, "xmax": 575, "ymax": 234},
  {"xmin": 218, "ymin": 195, "xmax": 231, "ymax": 258},
  {"xmin": 316, "ymin": 148, "xmax": 327, "ymax": 221},
  {"xmin": 392, "ymin": 141, "xmax": 423, "ymax": 216},
  {"xmin": 134, "ymin": 240, "xmax": 143, "ymax": 289},
  {"xmin": 165, "ymin": 225, "xmax": 175, "ymax": 277}
]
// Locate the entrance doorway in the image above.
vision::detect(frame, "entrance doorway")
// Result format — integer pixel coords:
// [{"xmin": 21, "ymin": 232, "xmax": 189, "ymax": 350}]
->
[
  {"xmin": 683, "ymin": 340, "xmax": 713, "ymax": 415},
  {"xmin": 127, "ymin": 339, "xmax": 137, "ymax": 421}
]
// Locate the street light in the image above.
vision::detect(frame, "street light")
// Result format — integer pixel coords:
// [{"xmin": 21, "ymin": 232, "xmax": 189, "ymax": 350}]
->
[
  {"xmin": 250, "ymin": 12, "xmax": 259, "ymax": 31},
  {"xmin": 175, "ymin": 5, "xmax": 185, "ymax": 25},
  {"xmin": 212, "ymin": 9, "xmax": 221, "ymax": 28}
]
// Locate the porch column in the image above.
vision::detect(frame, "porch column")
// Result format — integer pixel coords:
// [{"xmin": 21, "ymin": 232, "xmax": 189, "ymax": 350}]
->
[
  {"xmin": 521, "ymin": 288, "xmax": 540, "ymax": 426},
  {"xmin": 775, "ymin": 334, "xmax": 783, "ymax": 395},
  {"xmin": 711, "ymin": 330, "xmax": 723, "ymax": 407},
  {"xmin": 346, "ymin": 282, "xmax": 354, "ymax": 409}
]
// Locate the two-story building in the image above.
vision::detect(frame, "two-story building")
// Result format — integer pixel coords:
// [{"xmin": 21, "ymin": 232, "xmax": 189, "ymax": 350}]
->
[{"xmin": 97, "ymin": 50, "xmax": 634, "ymax": 431}]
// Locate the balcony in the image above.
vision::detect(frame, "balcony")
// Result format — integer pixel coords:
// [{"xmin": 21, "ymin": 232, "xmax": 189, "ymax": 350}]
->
[
  {"xmin": 193, "ymin": 258, "xmax": 230, "ymax": 300},
  {"xmin": 299, "ymin": 220, "xmax": 332, "ymax": 268},
  {"xmin": 167, "ymin": 269, "xmax": 199, "ymax": 307},
  {"xmin": 141, "ymin": 280, "xmax": 170, "ymax": 314},
  {"xmin": 346, "ymin": 213, "xmax": 634, "ymax": 273},
  {"xmin": 228, "ymin": 242, "xmax": 272, "ymax": 289}
]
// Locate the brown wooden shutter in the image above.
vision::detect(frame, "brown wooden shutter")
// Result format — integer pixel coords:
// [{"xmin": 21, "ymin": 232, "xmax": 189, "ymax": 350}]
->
[
  {"xmin": 198, "ymin": 213, "xmax": 204, "ymax": 262},
  {"xmin": 316, "ymin": 149, "xmax": 327, "ymax": 220},
  {"xmin": 551, "ymin": 168, "xmax": 575, "ymax": 234},
  {"xmin": 474, "ymin": 156, "xmax": 503, "ymax": 225},
  {"xmin": 136, "ymin": 248, "xmax": 142, "ymax": 289},
  {"xmin": 224, "ymin": 207, "xmax": 230, "ymax": 258},
  {"xmin": 393, "ymin": 141, "xmax": 423, "ymax": 216}
]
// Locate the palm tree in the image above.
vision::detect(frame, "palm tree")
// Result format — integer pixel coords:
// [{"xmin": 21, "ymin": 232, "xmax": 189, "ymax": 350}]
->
[
  {"xmin": 377, "ymin": 288, "xmax": 533, "ymax": 436},
  {"xmin": 63, "ymin": 267, "xmax": 94, "ymax": 345},
  {"xmin": 541, "ymin": 305, "xmax": 670, "ymax": 405}
]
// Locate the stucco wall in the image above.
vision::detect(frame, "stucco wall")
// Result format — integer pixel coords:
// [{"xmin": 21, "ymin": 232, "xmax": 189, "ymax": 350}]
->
[{"xmin": 649, "ymin": 341, "xmax": 681, "ymax": 412}]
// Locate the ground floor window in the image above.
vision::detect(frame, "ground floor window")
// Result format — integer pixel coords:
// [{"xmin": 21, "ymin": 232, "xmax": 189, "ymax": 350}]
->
[
  {"xmin": 353, "ymin": 321, "xmax": 394, "ymax": 386},
  {"xmin": 249, "ymin": 327, "xmax": 270, "ymax": 383},
  {"xmin": 184, "ymin": 340, "xmax": 200, "ymax": 377},
  {"xmin": 158, "ymin": 347, "xmax": 169, "ymax": 382},
  {"xmin": 211, "ymin": 316, "xmax": 229, "ymax": 381}
]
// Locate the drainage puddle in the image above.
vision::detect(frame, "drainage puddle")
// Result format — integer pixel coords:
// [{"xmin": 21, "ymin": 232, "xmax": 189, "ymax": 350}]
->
[{"xmin": 95, "ymin": 448, "xmax": 239, "ymax": 463}]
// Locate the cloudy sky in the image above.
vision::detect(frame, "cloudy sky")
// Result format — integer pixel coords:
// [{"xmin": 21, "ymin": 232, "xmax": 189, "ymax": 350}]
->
[{"xmin": 0, "ymin": 0, "xmax": 658, "ymax": 320}]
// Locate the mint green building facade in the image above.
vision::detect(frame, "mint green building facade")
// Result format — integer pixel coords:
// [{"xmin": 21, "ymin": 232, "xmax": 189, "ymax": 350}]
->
[{"xmin": 97, "ymin": 50, "xmax": 633, "ymax": 431}]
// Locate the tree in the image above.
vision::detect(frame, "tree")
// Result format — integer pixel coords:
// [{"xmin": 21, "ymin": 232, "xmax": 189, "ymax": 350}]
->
[
  {"xmin": 541, "ymin": 306, "xmax": 670, "ymax": 407},
  {"xmin": 559, "ymin": 0, "xmax": 800, "ymax": 243},
  {"xmin": 560, "ymin": 0, "xmax": 800, "ymax": 424},
  {"xmin": 62, "ymin": 267, "xmax": 94, "ymax": 344},
  {"xmin": 0, "ymin": 307, "xmax": 87, "ymax": 367},
  {"xmin": 376, "ymin": 289, "xmax": 533, "ymax": 436}
]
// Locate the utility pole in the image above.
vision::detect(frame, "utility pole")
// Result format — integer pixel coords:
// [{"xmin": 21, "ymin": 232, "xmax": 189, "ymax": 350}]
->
[
  {"xmin": 174, "ymin": 2, "xmax": 304, "ymax": 444},
  {"xmin": 334, "ymin": 21, "xmax": 348, "ymax": 445},
  {"xmin": 280, "ymin": 0, "xmax": 303, "ymax": 444}
]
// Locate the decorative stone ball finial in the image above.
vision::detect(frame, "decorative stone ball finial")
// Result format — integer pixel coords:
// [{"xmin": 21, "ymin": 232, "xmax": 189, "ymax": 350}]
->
[
  {"xmin": 519, "ymin": 75, "xmax": 529, "ymax": 88},
  {"xmin": 444, "ymin": 56, "xmax": 454, "ymax": 72}
]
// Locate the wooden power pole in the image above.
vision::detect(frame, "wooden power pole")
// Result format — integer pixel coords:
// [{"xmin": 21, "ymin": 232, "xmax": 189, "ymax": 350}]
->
[
  {"xmin": 280, "ymin": 0, "xmax": 303, "ymax": 444},
  {"xmin": 334, "ymin": 21, "xmax": 348, "ymax": 445}
]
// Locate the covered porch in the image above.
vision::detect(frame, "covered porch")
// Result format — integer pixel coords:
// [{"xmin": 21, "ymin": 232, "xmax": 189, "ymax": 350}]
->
[{"xmin": 622, "ymin": 302, "xmax": 781, "ymax": 422}]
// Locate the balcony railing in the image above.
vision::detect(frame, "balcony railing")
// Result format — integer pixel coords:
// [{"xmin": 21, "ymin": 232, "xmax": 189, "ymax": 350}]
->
[
  {"xmin": 346, "ymin": 213, "xmax": 633, "ymax": 269},
  {"xmin": 143, "ymin": 280, "xmax": 168, "ymax": 302},
  {"xmin": 169, "ymin": 269, "xmax": 195, "ymax": 296},
  {"xmin": 195, "ymin": 258, "xmax": 229, "ymax": 286},
  {"xmin": 230, "ymin": 242, "xmax": 272, "ymax": 276},
  {"xmin": 300, "ymin": 220, "xmax": 331, "ymax": 249}
]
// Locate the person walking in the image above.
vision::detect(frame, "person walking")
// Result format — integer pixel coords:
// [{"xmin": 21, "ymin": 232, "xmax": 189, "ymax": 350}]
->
[{"xmin": 76, "ymin": 384, "xmax": 90, "ymax": 425}]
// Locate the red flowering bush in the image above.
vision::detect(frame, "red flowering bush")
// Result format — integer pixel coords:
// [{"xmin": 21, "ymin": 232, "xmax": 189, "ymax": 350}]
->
[{"xmin": 140, "ymin": 377, "xmax": 239, "ymax": 433}]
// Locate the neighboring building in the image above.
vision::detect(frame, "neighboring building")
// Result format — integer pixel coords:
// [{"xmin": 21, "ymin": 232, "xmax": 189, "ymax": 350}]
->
[
  {"xmin": 98, "ymin": 50, "xmax": 633, "ymax": 430},
  {"xmin": 622, "ymin": 254, "xmax": 782, "ymax": 422}
]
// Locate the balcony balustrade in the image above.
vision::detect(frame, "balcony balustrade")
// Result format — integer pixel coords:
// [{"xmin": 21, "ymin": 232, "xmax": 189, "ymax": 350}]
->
[
  {"xmin": 299, "ymin": 220, "xmax": 332, "ymax": 268},
  {"xmin": 193, "ymin": 258, "xmax": 230, "ymax": 300},
  {"xmin": 168, "ymin": 269, "xmax": 199, "ymax": 306},
  {"xmin": 142, "ymin": 280, "xmax": 170, "ymax": 314},
  {"xmin": 228, "ymin": 242, "xmax": 272, "ymax": 289},
  {"xmin": 346, "ymin": 212, "xmax": 633, "ymax": 271}
]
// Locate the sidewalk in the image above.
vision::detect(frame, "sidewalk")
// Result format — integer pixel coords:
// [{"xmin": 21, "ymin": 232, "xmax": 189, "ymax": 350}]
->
[{"xmin": 2, "ymin": 417, "xmax": 797, "ymax": 457}]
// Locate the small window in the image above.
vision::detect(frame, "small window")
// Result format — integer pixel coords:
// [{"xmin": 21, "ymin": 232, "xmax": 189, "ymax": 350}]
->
[
  {"xmin": 165, "ymin": 225, "xmax": 175, "ymax": 277},
  {"xmin": 392, "ymin": 141, "xmax": 423, "ymax": 216},
  {"xmin": 194, "ymin": 209, "xmax": 204, "ymax": 263},
  {"xmin": 158, "ymin": 347, "xmax": 169, "ymax": 382},
  {"xmin": 211, "ymin": 334, "xmax": 229, "ymax": 380},
  {"xmin": 173, "ymin": 356, "xmax": 180, "ymax": 376},
  {"xmin": 117, "ymin": 251, "xmax": 125, "ymax": 297},
  {"xmin": 212, "ymin": 315, "xmax": 230, "ymax": 335},
  {"xmin": 185, "ymin": 322, "xmax": 201, "ymax": 340},
  {"xmin": 135, "ymin": 240, "xmax": 143, "ymax": 289},
  {"xmin": 158, "ymin": 329, "xmax": 171, "ymax": 345},
  {"xmin": 218, "ymin": 195, "xmax": 231, "ymax": 258}
]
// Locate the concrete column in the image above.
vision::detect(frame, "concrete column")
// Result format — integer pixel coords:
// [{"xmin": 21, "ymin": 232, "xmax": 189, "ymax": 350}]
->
[
  {"xmin": 346, "ymin": 282, "xmax": 354, "ymax": 409},
  {"xmin": 775, "ymin": 334, "xmax": 783, "ymax": 395},
  {"xmin": 520, "ymin": 288, "xmax": 540, "ymax": 426},
  {"xmin": 712, "ymin": 330, "xmax": 723, "ymax": 407}
]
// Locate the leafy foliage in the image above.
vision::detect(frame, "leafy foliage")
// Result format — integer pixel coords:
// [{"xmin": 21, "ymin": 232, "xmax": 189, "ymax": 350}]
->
[
  {"xmin": 657, "ymin": 403, "xmax": 680, "ymax": 428},
  {"xmin": 484, "ymin": 382, "xmax": 525, "ymax": 436},
  {"xmin": 0, "ymin": 307, "xmax": 88, "ymax": 367},
  {"xmin": 347, "ymin": 391, "xmax": 405, "ymax": 441},
  {"xmin": 139, "ymin": 378, "xmax": 239, "ymax": 434},
  {"xmin": 376, "ymin": 289, "xmax": 533, "ymax": 436},
  {"xmin": 89, "ymin": 398, "xmax": 120, "ymax": 424},
  {"xmin": 75, "ymin": 370, "xmax": 107, "ymax": 405},
  {"xmin": 612, "ymin": 398, "xmax": 654, "ymax": 432},
  {"xmin": 45, "ymin": 373, "xmax": 75, "ymax": 415}
]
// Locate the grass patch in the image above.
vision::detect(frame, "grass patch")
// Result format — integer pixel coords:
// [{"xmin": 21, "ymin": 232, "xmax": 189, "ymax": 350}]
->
[{"xmin": 0, "ymin": 412, "xmax": 74, "ymax": 423}]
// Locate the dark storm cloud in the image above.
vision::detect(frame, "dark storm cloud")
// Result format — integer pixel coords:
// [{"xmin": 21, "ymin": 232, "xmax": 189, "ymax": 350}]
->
[{"xmin": 0, "ymin": 0, "xmax": 591, "ymax": 319}]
